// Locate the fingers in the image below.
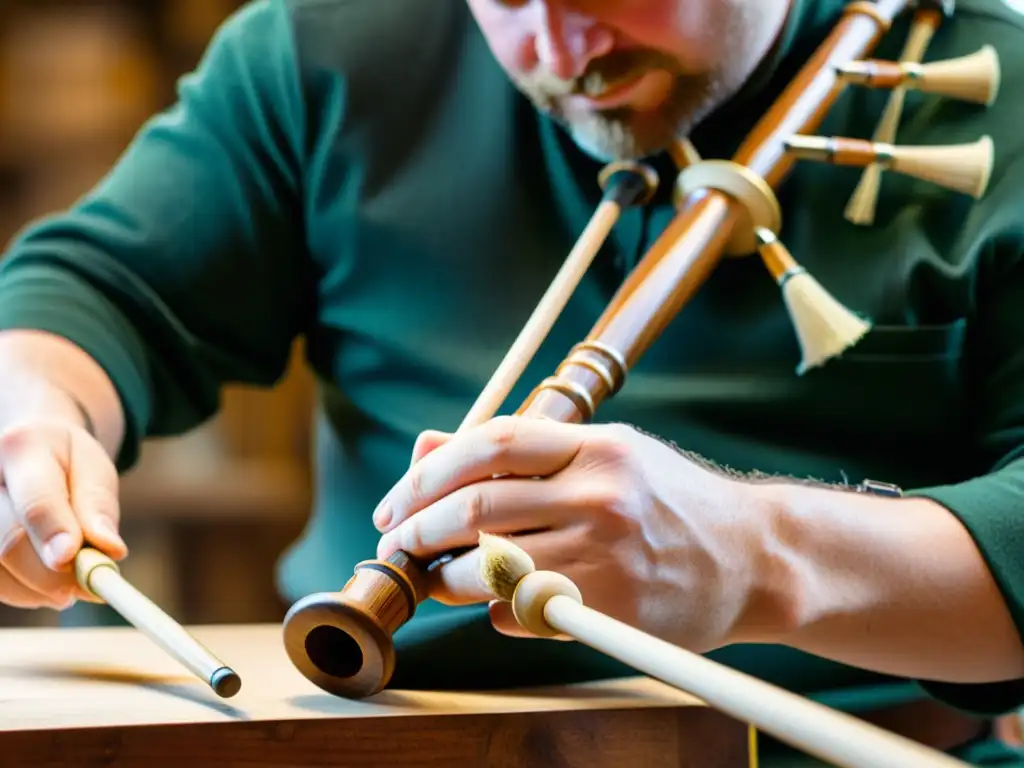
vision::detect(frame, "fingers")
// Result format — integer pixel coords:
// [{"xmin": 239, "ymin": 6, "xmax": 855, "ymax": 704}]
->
[
  {"xmin": 487, "ymin": 600, "xmax": 572, "ymax": 641},
  {"xmin": 0, "ymin": 423, "xmax": 126, "ymax": 614},
  {"xmin": 376, "ymin": 416, "xmax": 586, "ymax": 533},
  {"xmin": 409, "ymin": 430, "xmax": 452, "ymax": 468},
  {"xmin": 377, "ymin": 474, "xmax": 586, "ymax": 562},
  {"xmin": 1, "ymin": 533, "xmax": 80, "ymax": 607},
  {"xmin": 372, "ymin": 430, "xmax": 454, "ymax": 528},
  {"xmin": 0, "ymin": 492, "xmax": 81, "ymax": 609},
  {"xmin": 0, "ymin": 564, "xmax": 55, "ymax": 609},
  {"xmin": 0, "ymin": 429, "xmax": 81, "ymax": 570},
  {"xmin": 68, "ymin": 433, "xmax": 127, "ymax": 560},
  {"xmin": 421, "ymin": 528, "xmax": 576, "ymax": 606}
]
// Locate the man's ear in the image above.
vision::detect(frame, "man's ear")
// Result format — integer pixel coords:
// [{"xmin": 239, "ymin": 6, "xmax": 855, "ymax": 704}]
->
[{"xmin": 410, "ymin": 429, "xmax": 453, "ymax": 466}]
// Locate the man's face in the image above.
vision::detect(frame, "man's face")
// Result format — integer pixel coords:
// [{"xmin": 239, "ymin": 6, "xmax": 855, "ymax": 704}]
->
[{"xmin": 466, "ymin": 0, "xmax": 790, "ymax": 161}]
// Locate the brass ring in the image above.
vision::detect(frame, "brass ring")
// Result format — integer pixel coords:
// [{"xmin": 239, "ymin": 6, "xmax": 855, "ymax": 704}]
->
[
  {"xmin": 535, "ymin": 377, "xmax": 596, "ymax": 421},
  {"xmin": 571, "ymin": 340, "xmax": 629, "ymax": 394},
  {"xmin": 674, "ymin": 160, "xmax": 783, "ymax": 256},
  {"xmin": 558, "ymin": 355, "xmax": 616, "ymax": 393}
]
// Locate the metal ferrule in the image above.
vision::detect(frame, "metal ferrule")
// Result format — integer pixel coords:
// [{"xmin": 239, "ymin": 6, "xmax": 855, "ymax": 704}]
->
[
  {"xmin": 873, "ymin": 142, "xmax": 896, "ymax": 168},
  {"xmin": 834, "ymin": 60, "xmax": 875, "ymax": 85},
  {"xmin": 900, "ymin": 62, "xmax": 924, "ymax": 82},
  {"xmin": 535, "ymin": 376, "xmax": 597, "ymax": 421},
  {"xmin": 598, "ymin": 161, "xmax": 660, "ymax": 208},
  {"xmin": 754, "ymin": 227, "xmax": 779, "ymax": 247},
  {"xmin": 777, "ymin": 266, "xmax": 808, "ymax": 289},
  {"xmin": 783, "ymin": 135, "xmax": 835, "ymax": 162}
]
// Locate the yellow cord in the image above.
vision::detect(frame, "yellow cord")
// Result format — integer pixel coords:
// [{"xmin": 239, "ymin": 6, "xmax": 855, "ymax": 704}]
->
[{"xmin": 748, "ymin": 724, "xmax": 760, "ymax": 768}]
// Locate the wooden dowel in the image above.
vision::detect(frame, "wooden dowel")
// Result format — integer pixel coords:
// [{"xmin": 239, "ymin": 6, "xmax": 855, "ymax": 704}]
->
[
  {"xmin": 539, "ymin": 592, "xmax": 968, "ymax": 768},
  {"xmin": 459, "ymin": 165, "xmax": 657, "ymax": 430},
  {"xmin": 74, "ymin": 547, "xmax": 241, "ymax": 698},
  {"xmin": 459, "ymin": 200, "xmax": 619, "ymax": 429},
  {"xmin": 482, "ymin": 535, "xmax": 966, "ymax": 768},
  {"xmin": 483, "ymin": 533, "xmax": 966, "ymax": 767}
]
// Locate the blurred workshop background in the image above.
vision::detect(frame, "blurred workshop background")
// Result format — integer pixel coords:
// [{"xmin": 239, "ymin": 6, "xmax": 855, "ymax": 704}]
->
[{"xmin": 0, "ymin": 0, "xmax": 316, "ymax": 629}]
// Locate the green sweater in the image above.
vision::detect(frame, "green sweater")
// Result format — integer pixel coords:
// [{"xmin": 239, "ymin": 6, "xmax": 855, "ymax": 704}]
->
[{"xmin": 3, "ymin": 0, "xmax": 1024, "ymax": 725}]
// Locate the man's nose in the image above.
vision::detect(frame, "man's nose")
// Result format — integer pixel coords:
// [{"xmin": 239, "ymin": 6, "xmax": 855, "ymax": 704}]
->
[{"xmin": 533, "ymin": 3, "xmax": 614, "ymax": 80}]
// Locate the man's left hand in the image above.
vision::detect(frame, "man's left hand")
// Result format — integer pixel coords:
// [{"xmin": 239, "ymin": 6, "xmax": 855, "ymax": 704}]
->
[{"xmin": 373, "ymin": 416, "xmax": 786, "ymax": 651}]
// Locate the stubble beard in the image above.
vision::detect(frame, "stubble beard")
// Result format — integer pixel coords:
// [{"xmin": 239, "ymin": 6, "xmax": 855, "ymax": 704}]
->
[
  {"xmin": 511, "ymin": 2, "xmax": 774, "ymax": 162},
  {"xmin": 513, "ymin": 51, "xmax": 729, "ymax": 162}
]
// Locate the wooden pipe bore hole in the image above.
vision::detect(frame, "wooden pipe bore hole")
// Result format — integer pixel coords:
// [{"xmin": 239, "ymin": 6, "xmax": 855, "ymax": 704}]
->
[{"xmin": 304, "ymin": 625, "xmax": 364, "ymax": 679}]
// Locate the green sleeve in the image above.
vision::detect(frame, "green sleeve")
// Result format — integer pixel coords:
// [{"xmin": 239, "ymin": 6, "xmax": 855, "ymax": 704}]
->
[
  {"xmin": 908, "ymin": 218, "xmax": 1024, "ymax": 715},
  {"xmin": 0, "ymin": 0, "xmax": 308, "ymax": 471}
]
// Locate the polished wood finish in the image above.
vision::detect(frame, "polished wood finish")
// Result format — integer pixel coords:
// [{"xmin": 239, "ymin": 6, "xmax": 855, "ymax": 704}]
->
[
  {"xmin": 838, "ymin": 45, "xmax": 1000, "ymax": 106},
  {"xmin": 0, "ymin": 624, "xmax": 751, "ymax": 767},
  {"xmin": 839, "ymin": 59, "xmax": 909, "ymax": 89},
  {"xmin": 281, "ymin": 0, "xmax": 914, "ymax": 700},
  {"xmin": 283, "ymin": 551, "xmax": 427, "ymax": 699},
  {"xmin": 792, "ymin": 135, "xmax": 882, "ymax": 166},
  {"xmin": 755, "ymin": 230, "xmax": 800, "ymax": 282},
  {"xmin": 521, "ymin": 193, "xmax": 737, "ymax": 422},
  {"xmin": 784, "ymin": 134, "xmax": 994, "ymax": 198},
  {"xmin": 732, "ymin": 0, "xmax": 903, "ymax": 187}
]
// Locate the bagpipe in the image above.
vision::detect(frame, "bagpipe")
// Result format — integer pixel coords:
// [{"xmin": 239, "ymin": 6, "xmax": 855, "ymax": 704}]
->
[{"xmin": 276, "ymin": 2, "xmax": 1002, "ymax": 765}]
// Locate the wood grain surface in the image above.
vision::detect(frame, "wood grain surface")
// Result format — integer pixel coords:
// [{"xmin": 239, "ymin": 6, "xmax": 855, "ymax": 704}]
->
[{"xmin": 0, "ymin": 623, "xmax": 751, "ymax": 766}]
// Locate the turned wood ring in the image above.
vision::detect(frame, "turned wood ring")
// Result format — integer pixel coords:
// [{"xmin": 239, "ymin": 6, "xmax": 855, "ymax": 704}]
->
[{"xmin": 674, "ymin": 160, "xmax": 783, "ymax": 256}]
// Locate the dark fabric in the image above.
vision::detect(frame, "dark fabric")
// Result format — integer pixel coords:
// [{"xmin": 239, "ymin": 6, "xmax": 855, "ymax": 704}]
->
[{"xmin": 0, "ymin": 0, "xmax": 1023, "ymax": 726}]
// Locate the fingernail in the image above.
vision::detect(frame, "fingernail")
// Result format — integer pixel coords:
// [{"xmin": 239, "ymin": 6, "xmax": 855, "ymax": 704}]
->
[
  {"xmin": 373, "ymin": 502, "xmax": 392, "ymax": 531},
  {"xmin": 43, "ymin": 532, "xmax": 75, "ymax": 568}
]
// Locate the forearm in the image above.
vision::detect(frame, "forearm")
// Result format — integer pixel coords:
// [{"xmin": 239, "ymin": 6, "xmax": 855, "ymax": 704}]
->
[
  {"xmin": 741, "ymin": 481, "xmax": 1024, "ymax": 684},
  {"xmin": 0, "ymin": 329, "xmax": 125, "ymax": 458}
]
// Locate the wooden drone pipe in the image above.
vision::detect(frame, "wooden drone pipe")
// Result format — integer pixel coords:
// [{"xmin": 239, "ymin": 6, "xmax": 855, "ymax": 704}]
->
[
  {"xmin": 784, "ymin": 134, "xmax": 994, "ymax": 199},
  {"xmin": 836, "ymin": 44, "xmax": 1000, "ymax": 105},
  {"xmin": 843, "ymin": 0, "xmax": 951, "ymax": 226}
]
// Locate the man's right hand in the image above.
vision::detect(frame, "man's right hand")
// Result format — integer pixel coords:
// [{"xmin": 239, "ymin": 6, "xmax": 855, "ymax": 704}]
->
[{"xmin": 0, "ymin": 420, "xmax": 128, "ymax": 610}]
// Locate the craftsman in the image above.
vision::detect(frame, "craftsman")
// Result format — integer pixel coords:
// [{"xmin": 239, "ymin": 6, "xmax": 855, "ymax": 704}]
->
[{"xmin": 0, "ymin": 0, "xmax": 1022, "ymax": 764}]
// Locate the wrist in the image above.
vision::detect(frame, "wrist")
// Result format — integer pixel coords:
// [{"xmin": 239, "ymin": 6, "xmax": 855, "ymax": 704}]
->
[
  {"xmin": 0, "ymin": 385, "xmax": 98, "ymax": 457},
  {"xmin": 731, "ymin": 480, "xmax": 934, "ymax": 648},
  {"xmin": 0, "ymin": 375, "xmax": 83, "ymax": 427},
  {"xmin": 0, "ymin": 330, "xmax": 123, "ymax": 456},
  {"xmin": 729, "ymin": 482, "xmax": 818, "ymax": 645}
]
